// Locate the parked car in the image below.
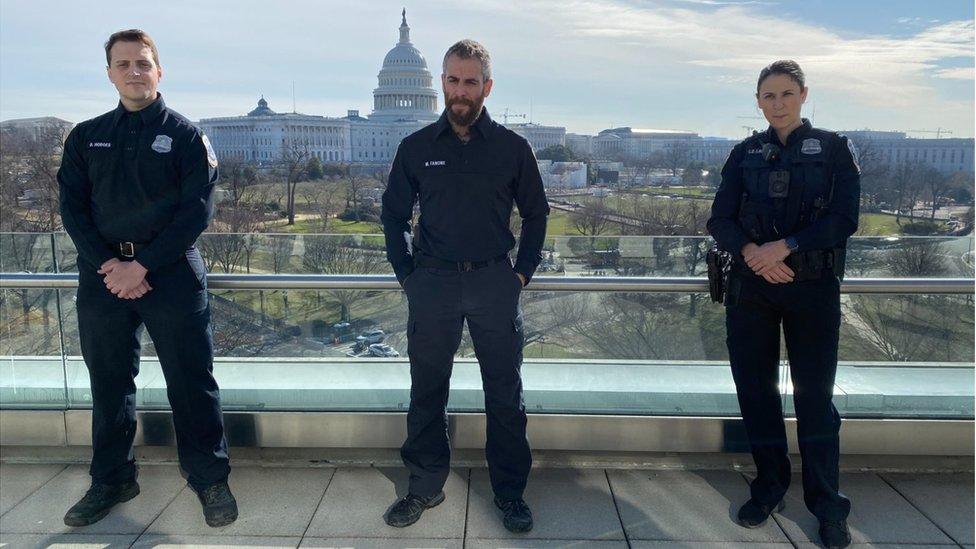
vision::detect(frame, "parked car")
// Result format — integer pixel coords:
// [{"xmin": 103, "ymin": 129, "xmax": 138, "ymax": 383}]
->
[
  {"xmin": 355, "ymin": 329, "xmax": 385, "ymax": 345},
  {"xmin": 367, "ymin": 343, "xmax": 400, "ymax": 357}
]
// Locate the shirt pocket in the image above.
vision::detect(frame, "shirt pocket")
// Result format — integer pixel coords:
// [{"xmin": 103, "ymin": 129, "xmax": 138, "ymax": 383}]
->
[
  {"xmin": 793, "ymin": 154, "xmax": 829, "ymax": 204},
  {"xmin": 86, "ymin": 148, "xmax": 117, "ymax": 187},
  {"xmin": 139, "ymin": 137, "xmax": 179, "ymax": 196}
]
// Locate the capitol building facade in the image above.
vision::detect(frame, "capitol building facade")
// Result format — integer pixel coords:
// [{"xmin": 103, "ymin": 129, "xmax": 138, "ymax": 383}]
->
[{"xmin": 199, "ymin": 10, "xmax": 439, "ymax": 166}]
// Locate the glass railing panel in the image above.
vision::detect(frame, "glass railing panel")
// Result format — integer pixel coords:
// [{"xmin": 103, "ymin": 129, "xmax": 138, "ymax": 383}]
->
[
  {"xmin": 0, "ymin": 232, "xmax": 57, "ymax": 274},
  {"xmin": 49, "ymin": 233, "xmax": 976, "ymax": 278},
  {"xmin": 3, "ymin": 232, "xmax": 973, "ymax": 419},
  {"xmin": 0, "ymin": 288, "xmax": 67, "ymax": 409}
]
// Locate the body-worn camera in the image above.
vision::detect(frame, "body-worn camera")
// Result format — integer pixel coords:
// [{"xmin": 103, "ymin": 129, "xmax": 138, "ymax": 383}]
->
[{"xmin": 768, "ymin": 170, "xmax": 790, "ymax": 198}]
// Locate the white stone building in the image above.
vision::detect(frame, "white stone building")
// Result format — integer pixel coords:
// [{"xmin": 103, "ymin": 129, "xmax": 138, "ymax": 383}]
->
[
  {"xmin": 538, "ymin": 160, "xmax": 587, "ymax": 189},
  {"xmin": 200, "ymin": 10, "xmax": 438, "ymax": 166},
  {"xmin": 508, "ymin": 123, "xmax": 566, "ymax": 153}
]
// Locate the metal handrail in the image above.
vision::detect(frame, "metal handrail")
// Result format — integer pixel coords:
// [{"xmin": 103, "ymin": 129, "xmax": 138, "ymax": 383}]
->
[{"xmin": 0, "ymin": 272, "xmax": 973, "ymax": 294}]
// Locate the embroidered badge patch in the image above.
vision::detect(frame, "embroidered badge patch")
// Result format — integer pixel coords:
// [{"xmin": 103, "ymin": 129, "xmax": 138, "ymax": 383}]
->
[
  {"xmin": 151, "ymin": 134, "xmax": 173, "ymax": 153},
  {"xmin": 801, "ymin": 138, "xmax": 822, "ymax": 155}
]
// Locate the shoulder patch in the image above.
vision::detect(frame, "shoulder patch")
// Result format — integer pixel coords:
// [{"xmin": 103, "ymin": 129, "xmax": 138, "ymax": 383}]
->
[
  {"xmin": 201, "ymin": 134, "xmax": 218, "ymax": 168},
  {"xmin": 846, "ymin": 137, "xmax": 860, "ymax": 174}
]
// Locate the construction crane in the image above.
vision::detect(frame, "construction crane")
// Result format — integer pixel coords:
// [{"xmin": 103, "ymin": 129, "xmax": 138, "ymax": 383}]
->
[
  {"xmin": 501, "ymin": 107, "xmax": 526, "ymax": 125},
  {"xmin": 738, "ymin": 115, "xmax": 764, "ymax": 136},
  {"xmin": 903, "ymin": 128, "xmax": 954, "ymax": 139}
]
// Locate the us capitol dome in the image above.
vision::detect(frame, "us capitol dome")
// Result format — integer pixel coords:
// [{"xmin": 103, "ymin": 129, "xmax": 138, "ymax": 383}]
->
[{"xmin": 369, "ymin": 9, "xmax": 439, "ymax": 123}]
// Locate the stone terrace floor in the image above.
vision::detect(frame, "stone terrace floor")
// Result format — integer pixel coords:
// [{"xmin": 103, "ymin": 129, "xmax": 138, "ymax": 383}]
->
[{"xmin": 0, "ymin": 457, "xmax": 973, "ymax": 549}]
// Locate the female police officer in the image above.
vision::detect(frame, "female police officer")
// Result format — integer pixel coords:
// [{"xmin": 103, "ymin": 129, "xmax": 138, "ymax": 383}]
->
[{"xmin": 707, "ymin": 60, "xmax": 860, "ymax": 549}]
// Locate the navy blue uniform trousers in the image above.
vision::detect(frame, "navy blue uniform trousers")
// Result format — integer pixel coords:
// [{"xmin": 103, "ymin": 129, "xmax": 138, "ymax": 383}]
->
[
  {"xmin": 401, "ymin": 259, "xmax": 531, "ymax": 500},
  {"xmin": 76, "ymin": 248, "xmax": 229, "ymax": 491},
  {"xmin": 725, "ymin": 272, "xmax": 851, "ymax": 521}
]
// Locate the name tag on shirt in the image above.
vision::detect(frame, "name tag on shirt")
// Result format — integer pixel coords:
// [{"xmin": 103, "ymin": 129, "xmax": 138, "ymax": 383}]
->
[
  {"xmin": 424, "ymin": 160, "xmax": 446, "ymax": 167},
  {"xmin": 89, "ymin": 142, "xmax": 111, "ymax": 148}
]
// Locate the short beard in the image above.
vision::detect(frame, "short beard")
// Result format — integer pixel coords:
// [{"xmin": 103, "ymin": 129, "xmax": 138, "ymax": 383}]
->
[{"xmin": 445, "ymin": 95, "xmax": 484, "ymax": 128}]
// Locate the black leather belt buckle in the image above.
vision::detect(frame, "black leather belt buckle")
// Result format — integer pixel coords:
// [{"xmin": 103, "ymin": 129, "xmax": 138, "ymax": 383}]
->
[{"xmin": 120, "ymin": 242, "xmax": 136, "ymax": 258}]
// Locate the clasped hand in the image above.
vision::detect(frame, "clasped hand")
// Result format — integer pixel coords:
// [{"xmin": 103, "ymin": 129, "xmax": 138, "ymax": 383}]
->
[
  {"xmin": 742, "ymin": 240, "xmax": 794, "ymax": 284},
  {"xmin": 99, "ymin": 258, "xmax": 152, "ymax": 299}
]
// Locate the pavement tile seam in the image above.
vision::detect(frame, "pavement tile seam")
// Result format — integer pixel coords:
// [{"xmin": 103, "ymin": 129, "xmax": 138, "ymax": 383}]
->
[
  {"xmin": 461, "ymin": 467, "xmax": 473, "ymax": 546},
  {"xmin": 875, "ymin": 473, "xmax": 965, "ymax": 547},
  {"xmin": 298, "ymin": 467, "xmax": 339, "ymax": 541},
  {"xmin": 0, "ymin": 463, "xmax": 68, "ymax": 520},
  {"xmin": 139, "ymin": 483, "xmax": 190, "ymax": 537},
  {"xmin": 877, "ymin": 472, "xmax": 973, "ymax": 547},
  {"xmin": 603, "ymin": 468, "xmax": 633, "ymax": 548}
]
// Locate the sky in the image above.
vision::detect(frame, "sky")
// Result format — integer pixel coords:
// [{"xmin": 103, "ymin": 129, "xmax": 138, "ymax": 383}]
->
[{"xmin": 0, "ymin": 0, "xmax": 973, "ymax": 139}]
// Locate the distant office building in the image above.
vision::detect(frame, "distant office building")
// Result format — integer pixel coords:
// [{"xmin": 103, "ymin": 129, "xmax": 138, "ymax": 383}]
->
[
  {"xmin": 842, "ymin": 130, "xmax": 974, "ymax": 174},
  {"xmin": 593, "ymin": 127, "xmax": 697, "ymax": 160},
  {"xmin": 588, "ymin": 127, "xmax": 735, "ymax": 166},
  {"xmin": 691, "ymin": 137, "xmax": 737, "ymax": 166},
  {"xmin": 200, "ymin": 10, "xmax": 436, "ymax": 165},
  {"xmin": 565, "ymin": 133, "xmax": 594, "ymax": 157},
  {"xmin": 508, "ymin": 123, "xmax": 566, "ymax": 153},
  {"xmin": 0, "ymin": 117, "xmax": 74, "ymax": 147}
]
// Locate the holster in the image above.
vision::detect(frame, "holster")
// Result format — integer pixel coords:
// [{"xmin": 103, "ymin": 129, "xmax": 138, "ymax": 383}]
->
[{"xmin": 706, "ymin": 245, "xmax": 732, "ymax": 303}]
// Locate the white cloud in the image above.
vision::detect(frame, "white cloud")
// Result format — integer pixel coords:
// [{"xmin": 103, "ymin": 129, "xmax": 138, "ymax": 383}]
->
[
  {"xmin": 0, "ymin": 0, "xmax": 972, "ymax": 137},
  {"xmin": 933, "ymin": 67, "xmax": 976, "ymax": 80}
]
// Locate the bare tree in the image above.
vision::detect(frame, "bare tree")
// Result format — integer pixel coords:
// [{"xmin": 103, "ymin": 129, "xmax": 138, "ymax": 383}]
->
[
  {"xmin": 922, "ymin": 167, "xmax": 951, "ymax": 220},
  {"xmin": 571, "ymin": 199, "xmax": 612, "ymax": 236},
  {"xmin": 280, "ymin": 140, "xmax": 311, "ymax": 225},
  {"xmin": 891, "ymin": 161, "xmax": 925, "ymax": 223},
  {"xmin": 663, "ymin": 141, "xmax": 691, "ymax": 177},
  {"xmin": 301, "ymin": 236, "xmax": 385, "ymax": 321},
  {"xmin": 300, "ymin": 178, "xmax": 342, "ymax": 231},
  {"xmin": 888, "ymin": 240, "xmax": 948, "ymax": 277}
]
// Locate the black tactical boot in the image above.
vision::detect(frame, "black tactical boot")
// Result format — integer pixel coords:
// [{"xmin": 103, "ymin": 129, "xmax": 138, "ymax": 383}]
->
[
  {"xmin": 63, "ymin": 482, "xmax": 140, "ymax": 527},
  {"xmin": 819, "ymin": 519, "xmax": 852, "ymax": 548},
  {"xmin": 736, "ymin": 498, "xmax": 784, "ymax": 528},
  {"xmin": 384, "ymin": 491, "xmax": 446, "ymax": 527},
  {"xmin": 495, "ymin": 497, "xmax": 533, "ymax": 533},
  {"xmin": 196, "ymin": 481, "xmax": 238, "ymax": 527}
]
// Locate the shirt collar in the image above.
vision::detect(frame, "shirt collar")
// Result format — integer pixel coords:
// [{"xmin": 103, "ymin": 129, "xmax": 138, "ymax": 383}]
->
[
  {"xmin": 431, "ymin": 106, "xmax": 495, "ymax": 142},
  {"xmin": 110, "ymin": 93, "xmax": 166, "ymax": 126},
  {"xmin": 764, "ymin": 117, "xmax": 812, "ymax": 147}
]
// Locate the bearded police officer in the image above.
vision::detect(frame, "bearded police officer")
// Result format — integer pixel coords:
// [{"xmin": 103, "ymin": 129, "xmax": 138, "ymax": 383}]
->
[
  {"xmin": 707, "ymin": 60, "xmax": 860, "ymax": 549},
  {"xmin": 381, "ymin": 39, "xmax": 549, "ymax": 533},
  {"xmin": 58, "ymin": 29, "xmax": 236, "ymax": 528}
]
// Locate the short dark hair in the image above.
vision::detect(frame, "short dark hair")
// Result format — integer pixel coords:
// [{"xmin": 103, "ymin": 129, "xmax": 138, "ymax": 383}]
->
[
  {"xmin": 757, "ymin": 60, "xmax": 804, "ymax": 93},
  {"xmin": 104, "ymin": 29, "xmax": 160, "ymax": 67},
  {"xmin": 443, "ymin": 39, "xmax": 491, "ymax": 82}
]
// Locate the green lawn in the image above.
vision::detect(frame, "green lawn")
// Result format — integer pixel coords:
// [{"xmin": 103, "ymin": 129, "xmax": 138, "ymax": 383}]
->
[
  {"xmin": 270, "ymin": 218, "xmax": 381, "ymax": 234},
  {"xmin": 858, "ymin": 213, "xmax": 902, "ymax": 236}
]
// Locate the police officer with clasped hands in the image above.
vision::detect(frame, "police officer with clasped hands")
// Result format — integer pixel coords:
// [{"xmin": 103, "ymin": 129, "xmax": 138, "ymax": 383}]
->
[
  {"xmin": 707, "ymin": 60, "xmax": 861, "ymax": 549},
  {"xmin": 58, "ymin": 29, "xmax": 237, "ymax": 528}
]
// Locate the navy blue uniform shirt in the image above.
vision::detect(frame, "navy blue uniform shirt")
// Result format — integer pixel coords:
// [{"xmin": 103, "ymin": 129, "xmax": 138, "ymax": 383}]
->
[
  {"xmin": 707, "ymin": 119, "xmax": 860, "ymax": 258},
  {"xmin": 58, "ymin": 94, "xmax": 218, "ymax": 272},
  {"xmin": 381, "ymin": 108, "xmax": 550, "ymax": 284}
]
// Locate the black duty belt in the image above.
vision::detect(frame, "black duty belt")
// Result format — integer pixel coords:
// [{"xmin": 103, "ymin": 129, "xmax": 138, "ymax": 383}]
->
[
  {"xmin": 115, "ymin": 241, "xmax": 147, "ymax": 258},
  {"xmin": 415, "ymin": 254, "xmax": 510, "ymax": 272}
]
